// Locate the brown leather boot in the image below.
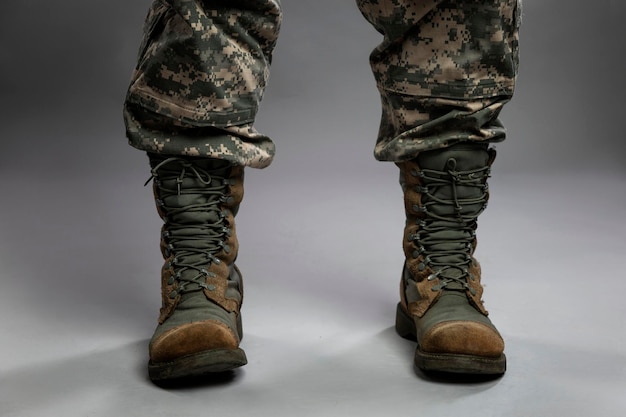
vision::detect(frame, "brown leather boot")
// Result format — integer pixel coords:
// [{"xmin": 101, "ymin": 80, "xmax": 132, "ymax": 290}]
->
[
  {"xmin": 395, "ymin": 143, "xmax": 506, "ymax": 375},
  {"xmin": 145, "ymin": 154, "xmax": 246, "ymax": 381}
]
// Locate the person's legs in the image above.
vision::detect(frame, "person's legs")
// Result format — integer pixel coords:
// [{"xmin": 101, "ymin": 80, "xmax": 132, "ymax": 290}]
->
[
  {"xmin": 357, "ymin": 0, "xmax": 521, "ymax": 375},
  {"xmin": 124, "ymin": 0, "xmax": 281, "ymax": 167},
  {"xmin": 123, "ymin": 0, "xmax": 282, "ymax": 382}
]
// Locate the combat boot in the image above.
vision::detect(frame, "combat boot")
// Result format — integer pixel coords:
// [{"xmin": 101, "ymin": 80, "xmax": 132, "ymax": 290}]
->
[
  {"xmin": 395, "ymin": 143, "xmax": 506, "ymax": 375},
  {"xmin": 145, "ymin": 154, "xmax": 246, "ymax": 381}
]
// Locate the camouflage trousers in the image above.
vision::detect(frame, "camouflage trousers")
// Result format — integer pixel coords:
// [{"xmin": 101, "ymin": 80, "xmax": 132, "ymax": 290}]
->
[{"xmin": 124, "ymin": 0, "xmax": 521, "ymax": 168}]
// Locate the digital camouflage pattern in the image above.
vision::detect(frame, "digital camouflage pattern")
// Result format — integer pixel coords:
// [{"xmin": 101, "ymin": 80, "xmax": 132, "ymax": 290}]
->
[
  {"xmin": 358, "ymin": 0, "xmax": 521, "ymax": 161},
  {"xmin": 124, "ymin": 0, "xmax": 282, "ymax": 168},
  {"xmin": 124, "ymin": 0, "xmax": 520, "ymax": 167}
]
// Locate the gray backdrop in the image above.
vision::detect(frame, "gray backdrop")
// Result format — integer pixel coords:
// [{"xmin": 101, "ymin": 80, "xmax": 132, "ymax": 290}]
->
[{"xmin": 1, "ymin": 1, "xmax": 625, "ymax": 417}]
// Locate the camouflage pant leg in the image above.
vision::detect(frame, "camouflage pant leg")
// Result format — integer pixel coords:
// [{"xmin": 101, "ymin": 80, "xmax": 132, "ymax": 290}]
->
[
  {"xmin": 123, "ymin": 0, "xmax": 282, "ymax": 168},
  {"xmin": 356, "ymin": 0, "xmax": 521, "ymax": 162}
]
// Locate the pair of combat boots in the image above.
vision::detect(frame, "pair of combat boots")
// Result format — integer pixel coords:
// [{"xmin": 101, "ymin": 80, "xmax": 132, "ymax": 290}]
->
[{"xmin": 144, "ymin": 143, "xmax": 505, "ymax": 382}]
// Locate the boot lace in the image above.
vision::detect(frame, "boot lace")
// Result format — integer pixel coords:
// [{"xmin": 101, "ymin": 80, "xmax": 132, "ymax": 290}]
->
[
  {"xmin": 410, "ymin": 158, "xmax": 490, "ymax": 295},
  {"xmin": 146, "ymin": 158, "xmax": 233, "ymax": 298}
]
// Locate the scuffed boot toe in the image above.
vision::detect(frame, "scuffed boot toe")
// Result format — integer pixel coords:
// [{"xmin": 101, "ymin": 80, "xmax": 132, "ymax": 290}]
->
[
  {"xmin": 421, "ymin": 320, "xmax": 504, "ymax": 357},
  {"xmin": 149, "ymin": 319, "xmax": 247, "ymax": 381},
  {"xmin": 416, "ymin": 320, "xmax": 506, "ymax": 375}
]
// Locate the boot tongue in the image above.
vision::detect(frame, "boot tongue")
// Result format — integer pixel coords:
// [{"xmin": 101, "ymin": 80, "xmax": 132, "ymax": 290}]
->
[
  {"xmin": 162, "ymin": 175, "xmax": 225, "ymax": 224},
  {"xmin": 166, "ymin": 182, "xmax": 226, "ymax": 285},
  {"xmin": 150, "ymin": 157, "xmax": 234, "ymax": 291},
  {"xmin": 416, "ymin": 143, "xmax": 489, "ymax": 172},
  {"xmin": 416, "ymin": 144, "xmax": 489, "ymax": 218},
  {"xmin": 163, "ymin": 193, "xmax": 222, "ymax": 224},
  {"xmin": 415, "ymin": 144, "xmax": 490, "ymax": 286},
  {"xmin": 425, "ymin": 221, "xmax": 469, "ymax": 283}
]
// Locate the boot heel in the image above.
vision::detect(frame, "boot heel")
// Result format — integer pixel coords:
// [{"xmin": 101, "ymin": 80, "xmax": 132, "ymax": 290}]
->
[{"xmin": 395, "ymin": 303, "xmax": 417, "ymax": 341}]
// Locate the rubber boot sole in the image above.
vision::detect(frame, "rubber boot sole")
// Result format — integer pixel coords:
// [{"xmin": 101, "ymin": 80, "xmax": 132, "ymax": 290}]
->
[
  {"xmin": 395, "ymin": 303, "xmax": 506, "ymax": 375},
  {"xmin": 148, "ymin": 348, "xmax": 248, "ymax": 382}
]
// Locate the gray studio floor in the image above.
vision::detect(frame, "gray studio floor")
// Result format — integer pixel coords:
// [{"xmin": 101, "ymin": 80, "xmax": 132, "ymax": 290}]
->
[{"xmin": 1, "ymin": 159, "xmax": 625, "ymax": 416}]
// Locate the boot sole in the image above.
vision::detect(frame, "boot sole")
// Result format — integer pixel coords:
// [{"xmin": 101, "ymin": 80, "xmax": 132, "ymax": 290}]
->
[
  {"xmin": 148, "ymin": 348, "xmax": 248, "ymax": 382},
  {"xmin": 395, "ymin": 303, "xmax": 506, "ymax": 375}
]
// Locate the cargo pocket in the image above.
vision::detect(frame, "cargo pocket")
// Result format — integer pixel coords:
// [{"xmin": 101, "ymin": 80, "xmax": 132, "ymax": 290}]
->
[{"xmin": 126, "ymin": 0, "xmax": 270, "ymax": 129}]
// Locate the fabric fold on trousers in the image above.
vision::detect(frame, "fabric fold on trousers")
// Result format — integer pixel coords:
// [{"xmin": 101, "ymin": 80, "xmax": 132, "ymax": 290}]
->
[
  {"xmin": 123, "ymin": 0, "xmax": 282, "ymax": 168},
  {"xmin": 124, "ymin": 0, "xmax": 520, "ymax": 166},
  {"xmin": 357, "ymin": 0, "xmax": 521, "ymax": 162}
]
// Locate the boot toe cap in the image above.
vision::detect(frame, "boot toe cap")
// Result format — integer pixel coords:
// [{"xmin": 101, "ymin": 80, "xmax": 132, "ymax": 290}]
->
[
  {"xmin": 421, "ymin": 320, "xmax": 504, "ymax": 358},
  {"xmin": 150, "ymin": 320, "xmax": 240, "ymax": 364}
]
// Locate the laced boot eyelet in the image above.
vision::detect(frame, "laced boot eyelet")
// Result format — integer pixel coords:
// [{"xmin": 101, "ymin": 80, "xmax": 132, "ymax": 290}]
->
[
  {"xmin": 220, "ymin": 195, "xmax": 235, "ymax": 205},
  {"xmin": 412, "ymin": 246, "xmax": 425, "ymax": 259},
  {"xmin": 222, "ymin": 244, "xmax": 231, "ymax": 254}
]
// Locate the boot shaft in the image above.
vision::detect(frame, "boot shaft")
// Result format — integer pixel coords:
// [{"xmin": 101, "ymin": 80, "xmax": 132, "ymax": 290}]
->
[
  {"xmin": 147, "ymin": 154, "xmax": 245, "ymax": 322},
  {"xmin": 397, "ymin": 143, "xmax": 495, "ymax": 317}
]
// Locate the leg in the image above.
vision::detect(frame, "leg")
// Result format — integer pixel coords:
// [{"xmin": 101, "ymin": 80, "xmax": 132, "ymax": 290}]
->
[
  {"xmin": 357, "ymin": 0, "xmax": 521, "ymax": 375},
  {"xmin": 124, "ymin": 0, "xmax": 282, "ymax": 168},
  {"xmin": 123, "ymin": 0, "xmax": 282, "ymax": 382}
]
